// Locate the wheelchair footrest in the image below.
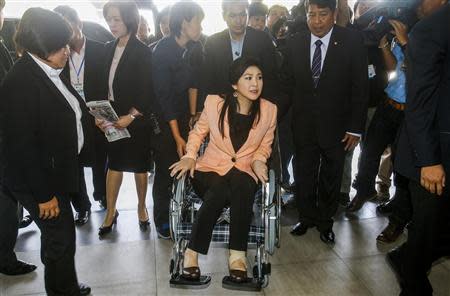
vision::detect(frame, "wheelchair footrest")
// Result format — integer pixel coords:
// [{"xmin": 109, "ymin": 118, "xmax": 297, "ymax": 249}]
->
[
  {"xmin": 222, "ymin": 276, "xmax": 262, "ymax": 292},
  {"xmin": 170, "ymin": 275, "xmax": 211, "ymax": 289}
]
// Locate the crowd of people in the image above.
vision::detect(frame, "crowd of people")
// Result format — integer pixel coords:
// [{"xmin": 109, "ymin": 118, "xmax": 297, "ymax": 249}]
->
[{"xmin": 0, "ymin": 0, "xmax": 448, "ymax": 295}]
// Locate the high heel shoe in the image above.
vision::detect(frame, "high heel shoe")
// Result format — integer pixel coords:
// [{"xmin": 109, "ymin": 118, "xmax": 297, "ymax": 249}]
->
[
  {"xmin": 138, "ymin": 208, "xmax": 150, "ymax": 231},
  {"xmin": 98, "ymin": 211, "xmax": 119, "ymax": 237}
]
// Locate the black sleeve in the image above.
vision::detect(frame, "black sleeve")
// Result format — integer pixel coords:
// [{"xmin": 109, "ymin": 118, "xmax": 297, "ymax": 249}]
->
[
  {"xmin": 277, "ymin": 36, "xmax": 296, "ymax": 119},
  {"xmin": 348, "ymin": 31, "xmax": 369, "ymax": 134},
  {"xmin": 404, "ymin": 20, "xmax": 446, "ymax": 167},
  {"xmin": 199, "ymin": 38, "xmax": 216, "ymax": 106},
  {"xmin": 133, "ymin": 47, "xmax": 154, "ymax": 120}
]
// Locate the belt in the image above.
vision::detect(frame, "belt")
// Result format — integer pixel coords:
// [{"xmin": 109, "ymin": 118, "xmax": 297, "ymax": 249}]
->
[{"xmin": 386, "ymin": 98, "xmax": 405, "ymax": 111}]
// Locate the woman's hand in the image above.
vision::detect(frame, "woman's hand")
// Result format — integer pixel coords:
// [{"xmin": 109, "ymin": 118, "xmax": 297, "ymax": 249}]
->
[
  {"xmin": 114, "ymin": 114, "xmax": 134, "ymax": 129},
  {"xmin": 189, "ymin": 113, "xmax": 201, "ymax": 130},
  {"xmin": 252, "ymin": 160, "xmax": 268, "ymax": 183},
  {"xmin": 169, "ymin": 157, "xmax": 196, "ymax": 179},
  {"xmin": 175, "ymin": 136, "xmax": 187, "ymax": 158},
  {"xmin": 389, "ymin": 20, "xmax": 408, "ymax": 46},
  {"xmin": 38, "ymin": 196, "xmax": 60, "ymax": 219}
]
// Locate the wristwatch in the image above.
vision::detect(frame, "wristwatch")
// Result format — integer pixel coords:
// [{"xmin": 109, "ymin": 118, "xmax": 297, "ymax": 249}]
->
[{"xmin": 129, "ymin": 114, "xmax": 136, "ymax": 120}]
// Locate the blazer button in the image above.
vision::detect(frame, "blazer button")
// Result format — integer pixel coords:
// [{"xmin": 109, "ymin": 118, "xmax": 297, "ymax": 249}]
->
[{"xmin": 231, "ymin": 157, "xmax": 236, "ymax": 162}]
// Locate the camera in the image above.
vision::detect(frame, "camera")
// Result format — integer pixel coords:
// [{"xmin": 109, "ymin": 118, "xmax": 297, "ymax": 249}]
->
[{"xmin": 357, "ymin": 0, "xmax": 419, "ymax": 46}]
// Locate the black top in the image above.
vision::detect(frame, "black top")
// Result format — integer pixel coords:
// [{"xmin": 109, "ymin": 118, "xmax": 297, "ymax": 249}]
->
[
  {"xmin": 230, "ymin": 113, "xmax": 254, "ymax": 152},
  {"xmin": 152, "ymin": 35, "xmax": 193, "ymax": 122}
]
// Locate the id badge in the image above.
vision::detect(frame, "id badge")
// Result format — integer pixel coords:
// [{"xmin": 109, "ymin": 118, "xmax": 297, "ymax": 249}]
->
[
  {"xmin": 73, "ymin": 83, "xmax": 85, "ymax": 100},
  {"xmin": 368, "ymin": 64, "xmax": 376, "ymax": 79}
]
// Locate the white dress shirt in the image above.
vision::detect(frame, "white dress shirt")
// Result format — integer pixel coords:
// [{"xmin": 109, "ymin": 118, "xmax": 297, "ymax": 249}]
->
[
  {"xmin": 310, "ymin": 28, "xmax": 361, "ymax": 138},
  {"xmin": 69, "ymin": 38, "xmax": 86, "ymax": 100},
  {"xmin": 108, "ymin": 45, "xmax": 126, "ymax": 102},
  {"xmin": 29, "ymin": 53, "xmax": 85, "ymax": 153}
]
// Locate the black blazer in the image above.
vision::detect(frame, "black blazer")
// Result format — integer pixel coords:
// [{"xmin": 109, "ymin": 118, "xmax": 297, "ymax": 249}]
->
[
  {"xmin": 281, "ymin": 25, "xmax": 369, "ymax": 148},
  {"xmin": 104, "ymin": 35, "xmax": 153, "ymax": 126},
  {"xmin": 201, "ymin": 26, "xmax": 279, "ymax": 105},
  {"xmin": 0, "ymin": 53, "xmax": 93, "ymax": 203},
  {"xmin": 61, "ymin": 38, "xmax": 108, "ymax": 101},
  {"xmin": 395, "ymin": 4, "xmax": 450, "ymax": 184},
  {"xmin": 0, "ymin": 38, "xmax": 13, "ymax": 84}
]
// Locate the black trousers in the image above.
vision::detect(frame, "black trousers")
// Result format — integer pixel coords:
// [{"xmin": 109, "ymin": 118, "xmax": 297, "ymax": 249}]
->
[
  {"xmin": 0, "ymin": 184, "xmax": 19, "ymax": 269},
  {"xmin": 279, "ymin": 108, "xmax": 295, "ymax": 185},
  {"xmin": 294, "ymin": 141, "xmax": 346, "ymax": 231},
  {"xmin": 188, "ymin": 169, "xmax": 257, "ymax": 254},
  {"xmin": 0, "ymin": 185, "xmax": 80, "ymax": 296},
  {"xmin": 152, "ymin": 117, "xmax": 189, "ymax": 229},
  {"xmin": 73, "ymin": 167, "xmax": 91, "ymax": 213},
  {"xmin": 387, "ymin": 173, "xmax": 413, "ymax": 226},
  {"xmin": 399, "ymin": 181, "xmax": 450, "ymax": 296},
  {"xmin": 354, "ymin": 102, "xmax": 404, "ymax": 197}
]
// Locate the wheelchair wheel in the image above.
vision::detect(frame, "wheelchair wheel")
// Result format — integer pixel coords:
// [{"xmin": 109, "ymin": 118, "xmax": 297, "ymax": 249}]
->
[
  {"xmin": 170, "ymin": 174, "xmax": 188, "ymax": 241},
  {"xmin": 170, "ymin": 238, "xmax": 187, "ymax": 279},
  {"xmin": 264, "ymin": 169, "xmax": 280, "ymax": 255}
]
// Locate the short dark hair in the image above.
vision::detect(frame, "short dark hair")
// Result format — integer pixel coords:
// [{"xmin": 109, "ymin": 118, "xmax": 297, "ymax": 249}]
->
[
  {"xmin": 0, "ymin": 0, "xmax": 5, "ymax": 10},
  {"xmin": 14, "ymin": 7, "xmax": 72, "ymax": 59},
  {"xmin": 305, "ymin": 0, "xmax": 337, "ymax": 12},
  {"xmin": 103, "ymin": 0, "xmax": 140, "ymax": 35},
  {"xmin": 54, "ymin": 5, "xmax": 81, "ymax": 25},
  {"xmin": 222, "ymin": 0, "xmax": 249, "ymax": 14},
  {"xmin": 268, "ymin": 4, "xmax": 289, "ymax": 15},
  {"xmin": 169, "ymin": 1, "xmax": 204, "ymax": 37},
  {"xmin": 249, "ymin": 2, "xmax": 268, "ymax": 17}
]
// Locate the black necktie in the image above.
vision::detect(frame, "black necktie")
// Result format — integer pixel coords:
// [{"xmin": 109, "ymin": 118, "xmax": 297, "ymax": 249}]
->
[{"xmin": 311, "ymin": 39, "xmax": 322, "ymax": 88}]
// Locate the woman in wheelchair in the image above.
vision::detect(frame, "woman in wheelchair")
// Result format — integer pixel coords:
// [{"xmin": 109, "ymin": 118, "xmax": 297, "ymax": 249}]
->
[{"xmin": 169, "ymin": 57, "xmax": 277, "ymax": 283}]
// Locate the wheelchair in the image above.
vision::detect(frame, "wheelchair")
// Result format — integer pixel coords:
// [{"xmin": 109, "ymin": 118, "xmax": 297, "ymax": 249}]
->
[{"xmin": 168, "ymin": 133, "xmax": 282, "ymax": 291}]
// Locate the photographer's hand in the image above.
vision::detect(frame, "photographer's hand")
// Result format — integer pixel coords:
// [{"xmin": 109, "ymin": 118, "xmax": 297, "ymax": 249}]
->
[{"xmin": 389, "ymin": 20, "xmax": 408, "ymax": 46}]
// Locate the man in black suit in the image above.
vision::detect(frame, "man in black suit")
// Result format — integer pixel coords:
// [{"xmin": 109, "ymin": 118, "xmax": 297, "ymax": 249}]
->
[
  {"xmin": 388, "ymin": 2, "xmax": 450, "ymax": 295},
  {"xmin": 0, "ymin": 0, "xmax": 37, "ymax": 276},
  {"xmin": 201, "ymin": 0, "xmax": 279, "ymax": 105},
  {"xmin": 283, "ymin": 0, "xmax": 368, "ymax": 243},
  {"xmin": 55, "ymin": 6, "xmax": 108, "ymax": 225}
]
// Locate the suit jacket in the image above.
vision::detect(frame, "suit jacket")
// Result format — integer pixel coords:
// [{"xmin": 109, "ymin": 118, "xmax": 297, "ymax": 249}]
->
[
  {"xmin": 281, "ymin": 25, "xmax": 369, "ymax": 148},
  {"xmin": 0, "ymin": 53, "xmax": 93, "ymax": 203},
  {"xmin": 104, "ymin": 35, "xmax": 153, "ymax": 128},
  {"xmin": 183, "ymin": 95, "xmax": 277, "ymax": 183},
  {"xmin": 61, "ymin": 38, "xmax": 108, "ymax": 101},
  {"xmin": 395, "ymin": 4, "xmax": 450, "ymax": 185},
  {"xmin": 201, "ymin": 27, "xmax": 279, "ymax": 106},
  {"xmin": 0, "ymin": 38, "xmax": 13, "ymax": 84}
]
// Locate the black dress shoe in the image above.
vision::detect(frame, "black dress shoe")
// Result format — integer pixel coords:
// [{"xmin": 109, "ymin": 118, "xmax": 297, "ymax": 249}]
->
[
  {"xmin": 229, "ymin": 269, "xmax": 248, "ymax": 283},
  {"xmin": 377, "ymin": 222, "xmax": 405, "ymax": 243},
  {"xmin": 338, "ymin": 192, "xmax": 350, "ymax": 206},
  {"xmin": 98, "ymin": 211, "xmax": 119, "ymax": 237},
  {"xmin": 79, "ymin": 283, "xmax": 91, "ymax": 295},
  {"xmin": 347, "ymin": 193, "xmax": 376, "ymax": 212},
  {"xmin": 0, "ymin": 260, "xmax": 37, "ymax": 276},
  {"xmin": 18, "ymin": 215, "xmax": 33, "ymax": 229},
  {"xmin": 74, "ymin": 211, "xmax": 90, "ymax": 226},
  {"xmin": 290, "ymin": 222, "xmax": 310, "ymax": 236},
  {"xmin": 376, "ymin": 200, "xmax": 394, "ymax": 214},
  {"xmin": 181, "ymin": 266, "xmax": 201, "ymax": 281},
  {"xmin": 319, "ymin": 229, "xmax": 335, "ymax": 244}
]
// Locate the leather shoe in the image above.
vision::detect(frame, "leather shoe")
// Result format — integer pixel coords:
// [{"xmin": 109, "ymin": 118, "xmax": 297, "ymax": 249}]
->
[
  {"xmin": 229, "ymin": 269, "xmax": 248, "ymax": 283},
  {"xmin": 319, "ymin": 229, "xmax": 335, "ymax": 244},
  {"xmin": 74, "ymin": 210, "xmax": 90, "ymax": 226},
  {"xmin": 347, "ymin": 193, "xmax": 376, "ymax": 212},
  {"xmin": 376, "ymin": 200, "xmax": 394, "ymax": 214},
  {"xmin": 19, "ymin": 215, "xmax": 33, "ymax": 229},
  {"xmin": 0, "ymin": 260, "xmax": 37, "ymax": 276},
  {"xmin": 338, "ymin": 192, "xmax": 350, "ymax": 206},
  {"xmin": 182, "ymin": 266, "xmax": 201, "ymax": 281},
  {"xmin": 79, "ymin": 283, "xmax": 91, "ymax": 295},
  {"xmin": 376, "ymin": 222, "xmax": 405, "ymax": 243},
  {"xmin": 290, "ymin": 222, "xmax": 309, "ymax": 236}
]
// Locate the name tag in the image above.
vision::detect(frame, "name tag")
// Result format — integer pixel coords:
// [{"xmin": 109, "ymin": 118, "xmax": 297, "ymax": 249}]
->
[
  {"xmin": 73, "ymin": 83, "xmax": 85, "ymax": 101},
  {"xmin": 368, "ymin": 64, "xmax": 376, "ymax": 79}
]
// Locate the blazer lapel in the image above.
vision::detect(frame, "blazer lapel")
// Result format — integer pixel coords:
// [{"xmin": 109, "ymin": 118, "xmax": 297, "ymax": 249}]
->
[
  {"xmin": 112, "ymin": 36, "xmax": 135, "ymax": 93},
  {"xmin": 221, "ymin": 30, "xmax": 234, "ymax": 67},
  {"xmin": 319, "ymin": 26, "xmax": 340, "ymax": 81},
  {"xmin": 222, "ymin": 110, "xmax": 236, "ymax": 155}
]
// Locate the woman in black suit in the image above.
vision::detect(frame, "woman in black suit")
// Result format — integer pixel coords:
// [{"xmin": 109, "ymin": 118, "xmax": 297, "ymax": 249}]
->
[
  {"xmin": 0, "ymin": 8, "xmax": 92, "ymax": 295},
  {"xmin": 98, "ymin": 0, "xmax": 154, "ymax": 236}
]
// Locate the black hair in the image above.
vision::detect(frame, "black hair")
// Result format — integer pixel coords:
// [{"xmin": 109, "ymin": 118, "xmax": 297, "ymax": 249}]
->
[
  {"xmin": 14, "ymin": 7, "xmax": 72, "ymax": 59},
  {"xmin": 249, "ymin": 2, "xmax": 268, "ymax": 17},
  {"xmin": 169, "ymin": 1, "xmax": 204, "ymax": 38},
  {"xmin": 218, "ymin": 56, "xmax": 262, "ymax": 138},
  {"xmin": 155, "ymin": 6, "xmax": 171, "ymax": 39},
  {"xmin": 305, "ymin": 0, "xmax": 337, "ymax": 12},
  {"xmin": 54, "ymin": 5, "xmax": 81, "ymax": 25},
  {"xmin": 103, "ymin": 0, "xmax": 140, "ymax": 35},
  {"xmin": 222, "ymin": 0, "xmax": 249, "ymax": 14}
]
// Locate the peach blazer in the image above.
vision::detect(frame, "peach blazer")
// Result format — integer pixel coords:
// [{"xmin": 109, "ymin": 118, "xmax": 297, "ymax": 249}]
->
[{"xmin": 183, "ymin": 95, "xmax": 277, "ymax": 182}]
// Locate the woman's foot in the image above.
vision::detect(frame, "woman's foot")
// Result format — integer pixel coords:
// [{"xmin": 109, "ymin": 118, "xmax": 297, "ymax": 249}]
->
[
  {"xmin": 182, "ymin": 248, "xmax": 200, "ymax": 280},
  {"xmin": 137, "ymin": 205, "xmax": 150, "ymax": 231},
  {"xmin": 229, "ymin": 251, "xmax": 247, "ymax": 283},
  {"xmin": 98, "ymin": 210, "xmax": 119, "ymax": 236}
]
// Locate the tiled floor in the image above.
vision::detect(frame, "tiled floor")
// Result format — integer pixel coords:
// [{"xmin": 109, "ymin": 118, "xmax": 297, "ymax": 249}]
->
[{"xmin": 2, "ymin": 167, "xmax": 450, "ymax": 295}]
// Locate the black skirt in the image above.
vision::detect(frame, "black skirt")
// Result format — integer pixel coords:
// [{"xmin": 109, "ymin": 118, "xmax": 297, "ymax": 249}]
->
[{"xmin": 107, "ymin": 124, "xmax": 152, "ymax": 173}]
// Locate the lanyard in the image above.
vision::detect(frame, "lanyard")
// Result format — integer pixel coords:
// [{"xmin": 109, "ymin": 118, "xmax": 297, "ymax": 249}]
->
[{"xmin": 69, "ymin": 55, "xmax": 85, "ymax": 83}]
